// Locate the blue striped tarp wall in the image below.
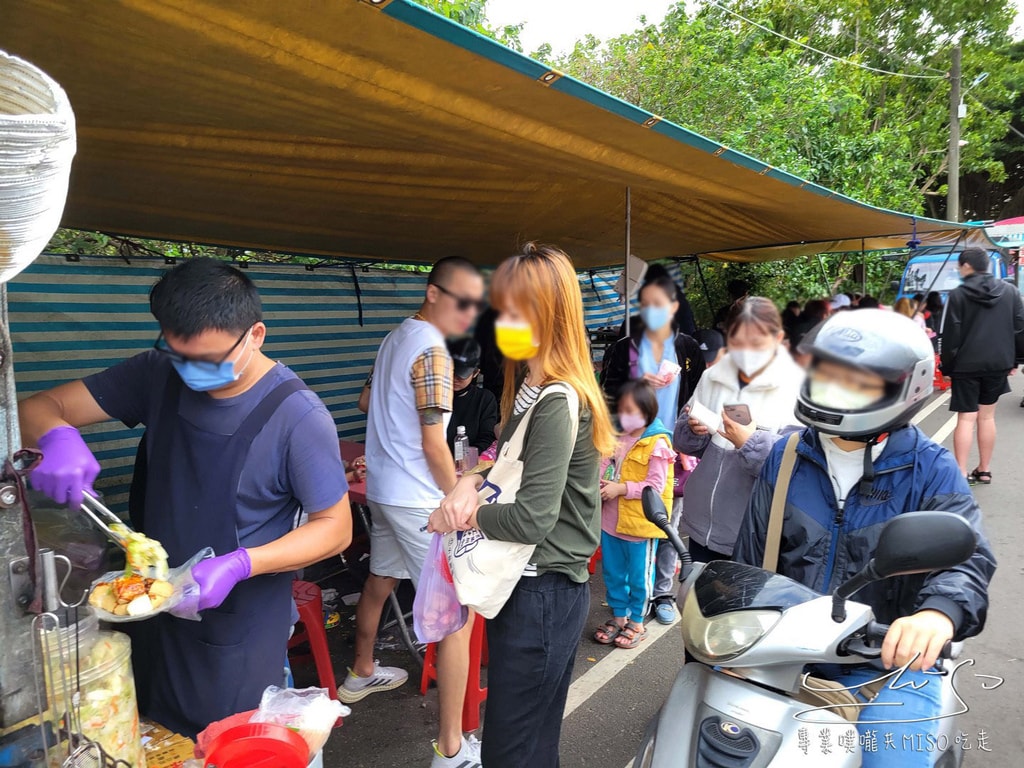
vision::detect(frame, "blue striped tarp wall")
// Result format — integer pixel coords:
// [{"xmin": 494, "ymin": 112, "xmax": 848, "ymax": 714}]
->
[{"xmin": 7, "ymin": 255, "xmax": 628, "ymax": 511}]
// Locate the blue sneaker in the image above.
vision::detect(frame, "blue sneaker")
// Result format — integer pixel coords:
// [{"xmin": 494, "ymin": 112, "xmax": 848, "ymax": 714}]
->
[{"xmin": 654, "ymin": 600, "xmax": 676, "ymax": 625}]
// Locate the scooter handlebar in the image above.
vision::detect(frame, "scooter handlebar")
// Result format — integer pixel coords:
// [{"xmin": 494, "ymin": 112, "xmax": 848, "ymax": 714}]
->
[{"xmin": 855, "ymin": 621, "xmax": 953, "ymax": 661}]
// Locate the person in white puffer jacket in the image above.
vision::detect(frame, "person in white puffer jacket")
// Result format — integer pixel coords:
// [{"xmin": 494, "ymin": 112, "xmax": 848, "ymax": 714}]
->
[{"xmin": 673, "ymin": 297, "xmax": 805, "ymax": 561}]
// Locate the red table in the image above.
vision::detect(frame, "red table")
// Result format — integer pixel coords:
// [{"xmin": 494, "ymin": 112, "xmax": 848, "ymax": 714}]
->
[{"xmin": 340, "ymin": 440, "xmax": 367, "ymax": 505}]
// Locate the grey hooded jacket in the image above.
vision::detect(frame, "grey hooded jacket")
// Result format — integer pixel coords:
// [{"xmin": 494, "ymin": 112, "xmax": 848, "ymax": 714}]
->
[{"xmin": 673, "ymin": 350, "xmax": 804, "ymax": 555}]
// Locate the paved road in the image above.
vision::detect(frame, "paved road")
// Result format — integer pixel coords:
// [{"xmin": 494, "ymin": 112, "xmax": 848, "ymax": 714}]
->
[{"xmin": 309, "ymin": 380, "xmax": 1024, "ymax": 767}]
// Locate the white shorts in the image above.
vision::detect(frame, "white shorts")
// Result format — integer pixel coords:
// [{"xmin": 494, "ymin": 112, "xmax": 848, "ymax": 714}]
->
[{"xmin": 367, "ymin": 500, "xmax": 432, "ymax": 589}]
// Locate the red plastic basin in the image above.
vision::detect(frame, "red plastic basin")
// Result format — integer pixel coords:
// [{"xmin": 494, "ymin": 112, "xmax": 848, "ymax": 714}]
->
[{"xmin": 204, "ymin": 723, "xmax": 308, "ymax": 768}]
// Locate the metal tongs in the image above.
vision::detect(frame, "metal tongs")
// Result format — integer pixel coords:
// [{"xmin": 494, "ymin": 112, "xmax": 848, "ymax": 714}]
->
[
  {"xmin": 78, "ymin": 493, "xmax": 131, "ymax": 555},
  {"xmin": 79, "ymin": 493, "xmax": 164, "ymax": 579}
]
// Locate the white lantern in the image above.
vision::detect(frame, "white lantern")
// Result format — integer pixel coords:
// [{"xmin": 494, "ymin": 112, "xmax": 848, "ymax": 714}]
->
[{"xmin": 0, "ymin": 50, "xmax": 76, "ymax": 284}]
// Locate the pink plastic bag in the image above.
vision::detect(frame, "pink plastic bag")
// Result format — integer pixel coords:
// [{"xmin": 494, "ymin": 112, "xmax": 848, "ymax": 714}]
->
[
  {"xmin": 480, "ymin": 440, "xmax": 498, "ymax": 462},
  {"xmin": 673, "ymin": 453, "xmax": 699, "ymax": 498},
  {"xmin": 413, "ymin": 534, "xmax": 468, "ymax": 643}
]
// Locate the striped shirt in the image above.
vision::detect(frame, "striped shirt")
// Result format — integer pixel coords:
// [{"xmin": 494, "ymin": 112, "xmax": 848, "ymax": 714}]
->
[{"xmin": 513, "ymin": 382, "xmax": 543, "ymax": 416}]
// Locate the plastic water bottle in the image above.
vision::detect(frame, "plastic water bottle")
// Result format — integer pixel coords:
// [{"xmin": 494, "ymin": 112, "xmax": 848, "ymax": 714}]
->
[{"xmin": 455, "ymin": 426, "xmax": 469, "ymax": 474}]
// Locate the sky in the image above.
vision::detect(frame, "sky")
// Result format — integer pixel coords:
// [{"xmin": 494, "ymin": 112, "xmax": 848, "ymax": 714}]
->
[
  {"xmin": 486, "ymin": 0, "xmax": 1024, "ymax": 56},
  {"xmin": 486, "ymin": 0, "xmax": 678, "ymax": 55}
]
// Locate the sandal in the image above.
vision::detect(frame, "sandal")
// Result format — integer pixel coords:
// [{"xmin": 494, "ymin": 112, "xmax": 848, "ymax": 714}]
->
[
  {"xmin": 594, "ymin": 620, "xmax": 624, "ymax": 645},
  {"xmin": 614, "ymin": 623, "xmax": 647, "ymax": 649},
  {"xmin": 969, "ymin": 469, "xmax": 992, "ymax": 485}
]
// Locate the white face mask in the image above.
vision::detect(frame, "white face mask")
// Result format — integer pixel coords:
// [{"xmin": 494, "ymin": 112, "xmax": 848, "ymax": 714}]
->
[
  {"xmin": 730, "ymin": 347, "xmax": 775, "ymax": 377},
  {"xmin": 809, "ymin": 380, "xmax": 881, "ymax": 411}
]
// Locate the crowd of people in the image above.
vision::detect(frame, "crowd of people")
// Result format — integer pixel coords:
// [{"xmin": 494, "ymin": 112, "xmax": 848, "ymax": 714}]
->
[{"xmin": 16, "ymin": 244, "xmax": 1018, "ymax": 768}]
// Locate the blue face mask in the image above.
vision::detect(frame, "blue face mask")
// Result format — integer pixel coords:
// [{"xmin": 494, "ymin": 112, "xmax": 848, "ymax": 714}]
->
[
  {"xmin": 640, "ymin": 305, "xmax": 672, "ymax": 332},
  {"xmin": 171, "ymin": 335, "xmax": 254, "ymax": 392}
]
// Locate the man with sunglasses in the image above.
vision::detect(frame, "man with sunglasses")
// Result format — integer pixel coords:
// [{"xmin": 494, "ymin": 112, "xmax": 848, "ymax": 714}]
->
[
  {"xmin": 345, "ymin": 256, "xmax": 485, "ymax": 768},
  {"xmin": 18, "ymin": 258, "xmax": 352, "ymax": 738}
]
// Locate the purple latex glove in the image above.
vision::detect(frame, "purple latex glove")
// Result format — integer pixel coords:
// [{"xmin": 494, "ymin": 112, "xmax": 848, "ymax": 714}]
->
[
  {"xmin": 192, "ymin": 548, "xmax": 252, "ymax": 611},
  {"xmin": 31, "ymin": 426, "xmax": 101, "ymax": 508}
]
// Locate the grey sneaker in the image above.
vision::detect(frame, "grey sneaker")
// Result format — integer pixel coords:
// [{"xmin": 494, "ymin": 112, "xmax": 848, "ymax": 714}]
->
[
  {"xmin": 430, "ymin": 735, "xmax": 482, "ymax": 768},
  {"xmin": 337, "ymin": 660, "xmax": 408, "ymax": 703}
]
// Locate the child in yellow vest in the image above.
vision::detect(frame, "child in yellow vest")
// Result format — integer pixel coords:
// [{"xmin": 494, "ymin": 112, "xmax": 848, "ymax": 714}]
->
[{"xmin": 593, "ymin": 380, "xmax": 675, "ymax": 649}]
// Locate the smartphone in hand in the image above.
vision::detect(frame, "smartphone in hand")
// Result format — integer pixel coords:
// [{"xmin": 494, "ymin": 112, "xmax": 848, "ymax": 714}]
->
[{"xmin": 723, "ymin": 403, "xmax": 752, "ymax": 426}]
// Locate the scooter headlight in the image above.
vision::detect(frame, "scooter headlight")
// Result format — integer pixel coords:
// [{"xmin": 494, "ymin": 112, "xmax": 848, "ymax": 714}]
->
[{"xmin": 681, "ymin": 589, "xmax": 780, "ymax": 664}]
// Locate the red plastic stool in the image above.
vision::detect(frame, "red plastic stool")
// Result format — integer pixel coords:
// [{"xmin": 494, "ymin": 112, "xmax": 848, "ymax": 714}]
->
[
  {"xmin": 933, "ymin": 354, "xmax": 951, "ymax": 392},
  {"xmin": 588, "ymin": 545, "xmax": 602, "ymax": 575},
  {"xmin": 419, "ymin": 615, "xmax": 488, "ymax": 732},
  {"xmin": 288, "ymin": 580, "xmax": 339, "ymax": 701}
]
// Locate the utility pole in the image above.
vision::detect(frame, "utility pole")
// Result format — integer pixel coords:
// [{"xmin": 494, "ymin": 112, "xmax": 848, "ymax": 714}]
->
[{"xmin": 947, "ymin": 45, "xmax": 961, "ymax": 222}]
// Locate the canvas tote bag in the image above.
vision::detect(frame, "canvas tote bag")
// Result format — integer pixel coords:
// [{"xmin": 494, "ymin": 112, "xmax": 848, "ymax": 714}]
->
[{"xmin": 444, "ymin": 382, "xmax": 580, "ymax": 618}]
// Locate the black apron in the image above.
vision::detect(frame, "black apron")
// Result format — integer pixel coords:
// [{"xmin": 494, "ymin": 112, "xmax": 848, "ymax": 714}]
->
[{"xmin": 126, "ymin": 372, "xmax": 306, "ymax": 738}]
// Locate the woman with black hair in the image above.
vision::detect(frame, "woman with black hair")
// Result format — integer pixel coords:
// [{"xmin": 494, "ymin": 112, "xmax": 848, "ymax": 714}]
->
[
  {"xmin": 616, "ymin": 263, "xmax": 697, "ymax": 337},
  {"xmin": 601, "ymin": 275, "xmax": 705, "ymax": 427},
  {"xmin": 923, "ymin": 291, "xmax": 945, "ymax": 349}
]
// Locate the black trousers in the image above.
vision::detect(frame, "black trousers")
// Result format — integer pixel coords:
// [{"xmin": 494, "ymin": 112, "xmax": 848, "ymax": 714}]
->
[
  {"xmin": 481, "ymin": 573, "xmax": 590, "ymax": 768},
  {"xmin": 686, "ymin": 539, "xmax": 731, "ymax": 564}
]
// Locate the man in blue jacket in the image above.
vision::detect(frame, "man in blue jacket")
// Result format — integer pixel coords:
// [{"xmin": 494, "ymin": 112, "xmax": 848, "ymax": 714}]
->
[{"xmin": 734, "ymin": 309, "xmax": 996, "ymax": 768}]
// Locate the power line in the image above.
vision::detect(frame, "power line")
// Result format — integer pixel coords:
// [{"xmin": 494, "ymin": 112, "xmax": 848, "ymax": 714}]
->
[
  {"xmin": 703, "ymin": 0, "xmax": 947, "ymax": 80},
  {"xmin": 966, "ymin": 92, "xmax": 1024, "ymax": 140},
  {"xmin": 780, "ymin": 0, "xmax": 949, "ymax": 74}
]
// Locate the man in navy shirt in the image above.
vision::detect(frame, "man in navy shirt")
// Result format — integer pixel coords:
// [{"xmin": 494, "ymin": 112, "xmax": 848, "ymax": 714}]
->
[{"xmin": 19, "ymin": 259, "xmax": 352, "ymax": 737}]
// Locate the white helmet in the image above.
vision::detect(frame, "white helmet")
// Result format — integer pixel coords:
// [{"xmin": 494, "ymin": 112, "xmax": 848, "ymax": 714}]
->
[{"xmin": 796, "ymin": 309, "xmax": 934, "ymax": 438}]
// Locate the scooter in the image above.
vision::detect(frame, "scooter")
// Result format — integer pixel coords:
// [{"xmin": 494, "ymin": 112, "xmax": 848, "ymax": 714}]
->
[{"xmin": 634, "ymin": 487, "xmax": 977, "ymax": 768}]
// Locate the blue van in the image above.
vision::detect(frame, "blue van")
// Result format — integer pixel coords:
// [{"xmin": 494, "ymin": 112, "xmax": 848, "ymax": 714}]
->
[{"xmin": 896, "ymin": 246, "xmax": 1007, "ymax": 302}]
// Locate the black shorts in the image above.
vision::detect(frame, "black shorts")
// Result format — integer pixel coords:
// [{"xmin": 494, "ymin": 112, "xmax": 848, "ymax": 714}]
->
[{"xmin": 949, "ymin": 374, "xmax": 1010, "ymax": 413}]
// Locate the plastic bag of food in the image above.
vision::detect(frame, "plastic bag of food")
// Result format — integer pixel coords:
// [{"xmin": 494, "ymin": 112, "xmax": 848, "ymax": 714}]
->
[
  {"xmin": 250, "ymin": 686, "xmax": 349, "ymax": 759},
  {"xmin": 413, "ymin": 534, "xmax": 468, "ymax": 644},
  {"xmin": 88, "ymin": 547, "xmax": 213, "ymax": 622}
]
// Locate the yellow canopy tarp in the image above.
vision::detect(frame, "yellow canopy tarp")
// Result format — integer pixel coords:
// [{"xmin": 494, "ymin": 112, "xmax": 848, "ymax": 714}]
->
[{"xmin": 0, "ymin": 0, "xmax": 992, "ymax": 267}]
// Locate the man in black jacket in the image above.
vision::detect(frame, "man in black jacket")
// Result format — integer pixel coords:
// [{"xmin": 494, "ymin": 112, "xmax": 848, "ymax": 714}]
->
[
  {"xmin": 446, "ymin": 337, "xmax": 499, "ymax": 454},
  {"xmin": 940, "ymin": 247, "xmax": 1024, "ymax": 484}
]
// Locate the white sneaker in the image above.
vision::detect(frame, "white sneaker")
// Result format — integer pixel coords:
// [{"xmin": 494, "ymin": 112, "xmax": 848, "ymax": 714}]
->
[
  {"xmin": 430, "ymin": 735, "xmax": 482, "ymax": 768},
  {"xmin": 337, "ymin": 660, "xmax": 408, "ymax": 703}
]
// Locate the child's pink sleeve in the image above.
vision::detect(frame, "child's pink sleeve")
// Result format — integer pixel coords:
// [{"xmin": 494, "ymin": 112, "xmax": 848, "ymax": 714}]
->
[{"xmin": 623, "ymin": 440, "xmax": 675, "ymax": 500}]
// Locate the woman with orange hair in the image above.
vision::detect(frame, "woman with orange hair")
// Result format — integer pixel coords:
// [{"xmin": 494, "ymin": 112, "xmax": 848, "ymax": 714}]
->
[
  {"xmin": 428, "ymin": 242, "xmax": 614, "ymax": 767},
  {"xmin": 894, "ymin": 296, "xmax": 927, "ymax": 330}
]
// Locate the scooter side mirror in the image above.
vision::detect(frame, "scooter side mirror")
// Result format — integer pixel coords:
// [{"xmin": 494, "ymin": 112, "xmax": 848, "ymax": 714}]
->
[
  {"xmin": 872, "ymin": 511, "xmax": 977, "ymax": 578},
  {"xmin": 642, "ymin": 486, "xmax": 693, "ymax": 581},
  {"xmin": 641, "ymin": 486, "xmax": 670, "ymax": 531},
  {"xmin": 832, "ymin": 511, "xmax": 977, "ymax": 622}
]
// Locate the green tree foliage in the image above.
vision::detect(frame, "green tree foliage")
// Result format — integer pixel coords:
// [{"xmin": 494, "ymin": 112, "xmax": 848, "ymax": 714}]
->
[
  {"xmin": 963, "ymin": 40, "xmax": 1024, "ymax": 218},
  {"xmin": 560, "ymin": 1, "xmax": 1021, "ymax": 218},
  {"xmin": 558, "ymin": 1, "xmax": 1022, "ymax": 306},
  {"xmin": 415, "ymin": 0, "xmax": 524, "ymax": 51}
]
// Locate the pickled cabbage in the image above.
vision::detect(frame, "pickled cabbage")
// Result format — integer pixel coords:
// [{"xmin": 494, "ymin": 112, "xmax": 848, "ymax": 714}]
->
[
  {"xmin": 76, "ymin": 634, "xmax": 146, "ymax": 767},
  {"xmin": 111, "ymin": 523, "xmax": 169, "ymax": 579},
  {"xmin": 44, "ymin": 632, "xmax": 146, "ymax": 768}
]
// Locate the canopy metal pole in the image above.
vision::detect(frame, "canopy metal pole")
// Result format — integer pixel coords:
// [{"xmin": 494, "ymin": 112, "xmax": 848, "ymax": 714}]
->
[
  {"xmin": 624, "ymin": 187, "xmax": 632, "ymax": 337},
  {"xmin": 861, "ymin": 239, "xmax": 867, "ymax": 296},
  {"xmin": 693, "ymin": 258, "xmax": 714, "ymax": 321},
  {"xmin": 817, "ymin": 255, "xmax": 831, "ymax": 295}
]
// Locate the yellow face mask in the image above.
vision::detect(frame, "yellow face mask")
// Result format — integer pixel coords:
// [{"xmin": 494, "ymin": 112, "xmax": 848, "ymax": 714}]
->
[{"xmin": 495, "ymin": 320, "xmax": 539, "ymax": 361}]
